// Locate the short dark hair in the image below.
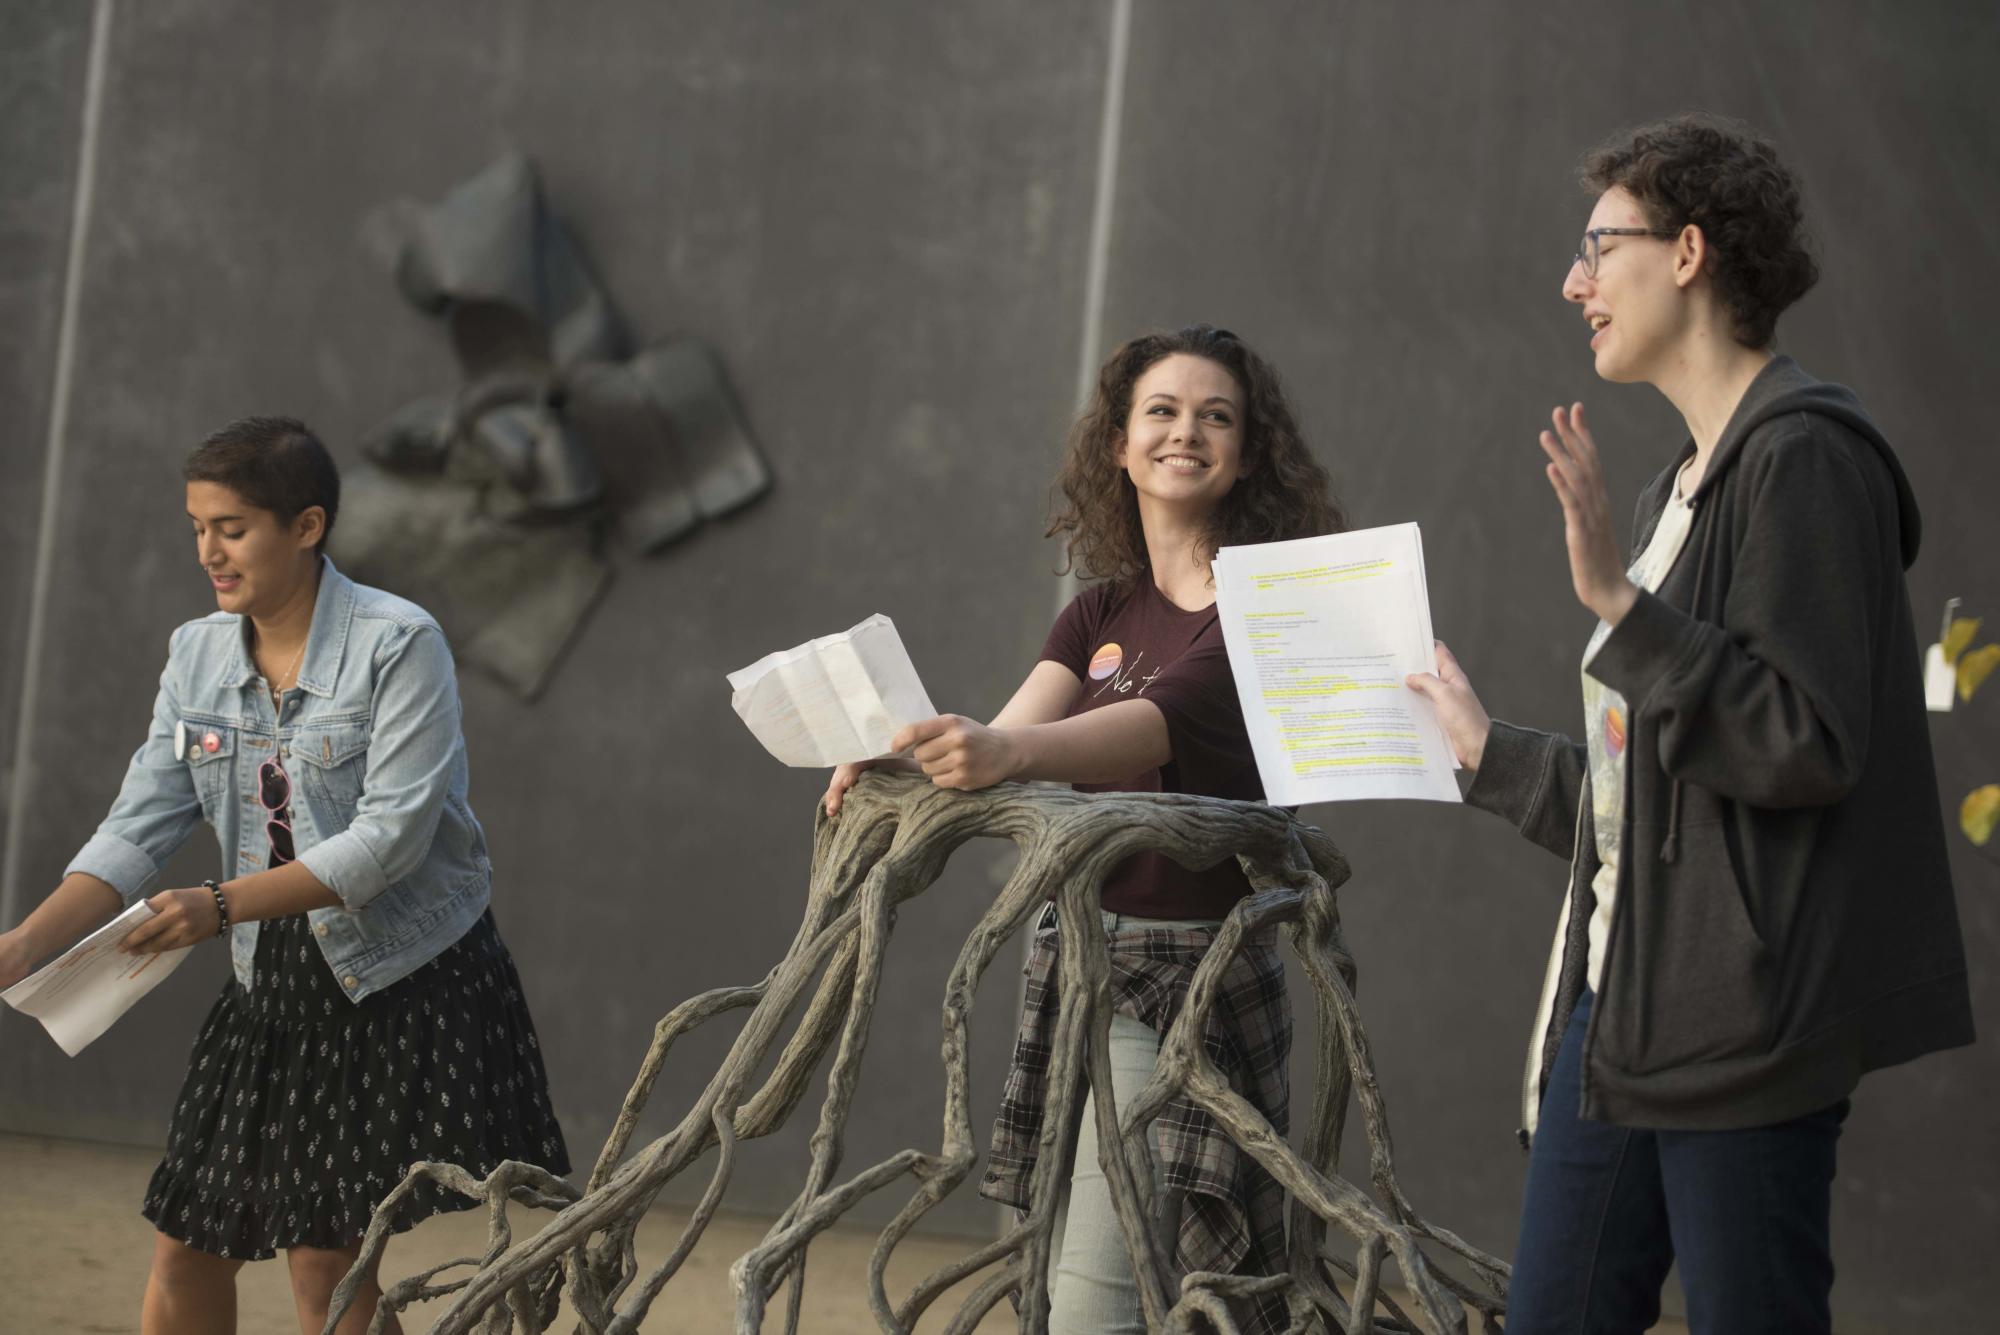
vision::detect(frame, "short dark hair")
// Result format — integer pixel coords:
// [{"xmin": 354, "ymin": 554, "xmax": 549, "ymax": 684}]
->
[
  {"xmin": 1582, "ymin": 113, "xmax": 1819, "ymax": 348},
  {"xmin": 183, "ymin": 416, "xmax": 341, "ymax": 553}
]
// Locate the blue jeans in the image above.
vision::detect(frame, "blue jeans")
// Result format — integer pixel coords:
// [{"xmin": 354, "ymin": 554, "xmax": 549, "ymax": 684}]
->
[
  {"xmin": 1045, "ymin": 911, "xmax": 1216, "ymax": 1335},
  {"xmin": 1509, "ymin": 990, "xmax": 1849, "ymax": 1335}
]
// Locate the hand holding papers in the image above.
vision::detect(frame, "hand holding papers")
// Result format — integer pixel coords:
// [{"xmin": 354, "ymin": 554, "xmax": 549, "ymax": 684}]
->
[
  {"xmin": 729, "ymin": 615, "xmax": 939, "ymax": 767},
  {"xmin": 2, "ymin": 902, "xmax": 195, "ymax": 1056},
  {"xmin": 1213, "ymin": 523, "xmax": 1461, "ymax": 804}
]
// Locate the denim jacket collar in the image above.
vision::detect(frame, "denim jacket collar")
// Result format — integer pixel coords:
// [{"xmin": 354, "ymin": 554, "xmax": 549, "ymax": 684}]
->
[{"xmin": 216, "ymin": 556, "xmax": 355, "ymax": 699}]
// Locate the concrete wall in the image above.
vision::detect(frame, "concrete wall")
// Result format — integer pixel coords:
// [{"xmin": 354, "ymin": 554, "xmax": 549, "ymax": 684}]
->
[
  {"xmin": 0, "ymin": 0, "xmax": 1111, "ymax": 1241},
  {"xmin": 1099, "ymin": 4, "xmax": 2000, "ymax": 1330},
  {"xmin": 3, "ymin": 2, "xmax": 1994, "ymax": 1327},
  {"xmin": 0, "ymin": 1, "xmax": 96, "ymax": 916}
]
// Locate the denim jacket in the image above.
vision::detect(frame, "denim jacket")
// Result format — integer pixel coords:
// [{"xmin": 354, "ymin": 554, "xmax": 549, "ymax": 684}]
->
[{"xmin": 65, "ymin": 558, "xmax": 492, "ymax": 1002}]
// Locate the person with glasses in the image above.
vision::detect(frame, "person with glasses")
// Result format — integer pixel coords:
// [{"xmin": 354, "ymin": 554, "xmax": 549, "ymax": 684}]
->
[
  {"xmin": 0, "ymin": 417, "xmax": 570, "ymax": 1335},
  {"xmin": 1407, "ymin": 115, "xmax": 1973, "ymax": 1332},
  {"xmin": 822, "ymin": 326, "xmax": 1342, "ymax": 1335}
]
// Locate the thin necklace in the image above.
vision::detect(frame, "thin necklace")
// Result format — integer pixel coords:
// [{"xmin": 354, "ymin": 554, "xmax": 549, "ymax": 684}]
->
[{"xmin": 261, "ymin": 628, "xmax": 309, "ymax": 710}]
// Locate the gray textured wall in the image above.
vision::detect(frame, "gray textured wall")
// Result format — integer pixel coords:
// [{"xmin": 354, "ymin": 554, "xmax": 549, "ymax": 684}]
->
[
  {"xmin": 2, "ymin": 2, "xmax": 1994, "ymax": 1329},
  {"xmin": 1098, "ymin": 3, "xmax": 2000, "ymax": 1329}
]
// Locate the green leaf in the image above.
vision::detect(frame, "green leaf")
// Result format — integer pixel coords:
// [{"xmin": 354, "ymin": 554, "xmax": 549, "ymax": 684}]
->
[
  {"xmin": 1943, "ymin": 616, "xmax": 1982, "ymax": 665},
  {"xmin": 1958, "ymin": 644, "xmax": 2000, "ymax": 702},
  {"xmin": 1962, "ymin": 785, "xmax": 2000, "ymax": 846}
]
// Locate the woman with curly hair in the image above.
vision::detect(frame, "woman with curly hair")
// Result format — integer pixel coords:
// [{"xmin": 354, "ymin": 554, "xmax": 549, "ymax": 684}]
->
[
  {"xmin": 1408, "ymin": 115, "xmax": 1972, "ymax": 1332},
  {"xmin": 823, "ymin": 325, "xmax": 1341, "ymax": 1333}
]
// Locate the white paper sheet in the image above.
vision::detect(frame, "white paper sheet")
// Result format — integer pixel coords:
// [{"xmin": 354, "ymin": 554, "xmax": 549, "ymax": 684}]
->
[
  {"xmin": 1213, "ymin": 523, "xmax": 1462, "ymax": 805},
  {"xmin": 728, "ymin": 614, "xmax": 938, "ymax": 767},
  {"xmin": 1, "ymin": 902, "xmax": 194, "ymax": 1056}
]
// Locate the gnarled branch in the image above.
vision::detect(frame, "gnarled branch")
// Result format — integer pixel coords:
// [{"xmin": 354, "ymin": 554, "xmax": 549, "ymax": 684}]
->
[{"xmin": 328, "ymin": 771, "xmax": 1507, "ymax": 1333}]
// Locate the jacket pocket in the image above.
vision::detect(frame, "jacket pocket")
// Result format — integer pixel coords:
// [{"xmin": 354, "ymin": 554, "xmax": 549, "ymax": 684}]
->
[
  {"xmin": 291, "ymin": 724, "xmax": 371, "ymax": 810},
  {"xmin": 365, "ymin": 877, "xmax": 425, "ymax": 934},
  {"xmin": 1603, "ymin": 817, "xmax": 1775, "ymax": 1073},
  {"xmin": 181, "ymin": 723, "xmax": 237, "ymax": 813}
]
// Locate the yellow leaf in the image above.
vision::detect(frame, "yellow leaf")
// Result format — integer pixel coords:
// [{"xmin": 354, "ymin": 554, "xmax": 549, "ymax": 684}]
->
[
  {"xmin": 1958, "ymin": 644, "xmax": 2000, "ymax": 702},
  {"xmin": 1942, "ymin": 616, "xmax": 1982, "ymax": 665},
  {"xmin": 1962, "ymin": 785, "xmax": 2000, "ymax": 846}
]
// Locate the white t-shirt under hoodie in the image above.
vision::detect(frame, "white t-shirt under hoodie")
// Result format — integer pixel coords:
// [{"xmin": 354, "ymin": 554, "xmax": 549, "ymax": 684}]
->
[{"xmin": 1579, "ymin": 461, "xmax": 1699, "ymax": 992}]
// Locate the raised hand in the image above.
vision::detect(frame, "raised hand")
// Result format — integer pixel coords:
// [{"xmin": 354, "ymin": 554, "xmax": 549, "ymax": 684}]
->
[{"xmin": 1541, "ymin": 403, "xmax": 1638, "ymax": 625}]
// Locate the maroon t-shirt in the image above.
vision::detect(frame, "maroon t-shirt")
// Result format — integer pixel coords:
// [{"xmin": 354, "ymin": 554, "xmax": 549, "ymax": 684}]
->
[{"xmin": 1041, "ymin": 578, "xmax": 1263, "ymax": 919}]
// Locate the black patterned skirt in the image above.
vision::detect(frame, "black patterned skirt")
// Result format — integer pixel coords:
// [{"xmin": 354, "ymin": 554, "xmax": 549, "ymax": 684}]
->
[{"xmin": 142, "ymin": 909, "xmax": 571, "ymax": 1259}]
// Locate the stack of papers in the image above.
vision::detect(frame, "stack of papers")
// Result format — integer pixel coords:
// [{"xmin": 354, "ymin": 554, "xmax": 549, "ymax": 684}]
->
[
  {"xmin": 728, "ymin": 614, "xmax": 938, "ymax": 767},
  {"xmin": 1213, "ymin": 523, "xmax": 1461, "ymax": 805},
  {"xmin": 2, "ymin": 902, "xmax": 194, "ymax": 1056}
]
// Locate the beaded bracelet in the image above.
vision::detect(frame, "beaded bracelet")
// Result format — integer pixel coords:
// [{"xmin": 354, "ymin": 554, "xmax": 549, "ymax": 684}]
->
[{"xmin": 203, "ymin": 878, "xmax": 230, "ymax": 937}]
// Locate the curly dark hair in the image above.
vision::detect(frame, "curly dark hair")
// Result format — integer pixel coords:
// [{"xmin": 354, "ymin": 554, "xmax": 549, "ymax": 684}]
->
[
  {"xmin": 1582, "ymin": 113, "xmax": 1818, "ymax": 348},
  {"xmin": 1047, "ymin": 325, "xmax": 1345, "ymax": 586}
]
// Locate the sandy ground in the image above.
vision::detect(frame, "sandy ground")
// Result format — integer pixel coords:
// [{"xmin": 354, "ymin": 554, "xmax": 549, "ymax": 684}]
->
[
  {"xmin": 0, "ymin": 1132, "xmax": 1016, "ymax": 1334},
  {"xmin": 2, "ymin": 1132, "xmax": 1689, "ymax": 1333}
]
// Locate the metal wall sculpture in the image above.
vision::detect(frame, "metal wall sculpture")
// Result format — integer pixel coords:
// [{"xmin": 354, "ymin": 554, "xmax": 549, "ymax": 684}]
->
[
  {"xmin": 334, "ymin": 153, "xmax": 772, "ymax": 698},
  {"xmin": 326, "ymin": 772, "xmax": 1510, "ymax": 1334}
]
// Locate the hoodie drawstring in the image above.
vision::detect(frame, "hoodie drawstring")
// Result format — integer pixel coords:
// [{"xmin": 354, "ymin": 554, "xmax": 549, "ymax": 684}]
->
[
  {"xmin": 1660, "ymin": 491, "xmax": 1722, "ymax": 864},
  {"xmin": 1661, "ymin": 782, "xmax": 1685, "ymax": 863}
]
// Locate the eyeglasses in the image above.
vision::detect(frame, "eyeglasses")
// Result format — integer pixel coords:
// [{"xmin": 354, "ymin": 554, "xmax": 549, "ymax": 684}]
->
[
  {"xmin": 258, "ymin": 757, "xmax": 295, "ymax": 866},
  {"xmin": 1573, "ymin": 227, "xmax": 1679, "ymax": 279}
]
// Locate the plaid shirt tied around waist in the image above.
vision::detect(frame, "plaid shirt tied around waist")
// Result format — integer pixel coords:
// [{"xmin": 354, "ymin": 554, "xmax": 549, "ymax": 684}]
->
[{"xmin": 979, "ymin": 909, "xmax": 1293, "ymax": 1315}]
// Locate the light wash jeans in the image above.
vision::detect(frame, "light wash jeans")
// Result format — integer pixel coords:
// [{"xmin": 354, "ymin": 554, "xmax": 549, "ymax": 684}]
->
[{"xmin": 1046, "ymin": 911, "xmax": 1220, "ymax": 1335}]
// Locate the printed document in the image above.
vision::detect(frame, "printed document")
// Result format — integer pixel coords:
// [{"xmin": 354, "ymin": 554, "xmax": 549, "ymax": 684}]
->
[
  {"xmin": 2, "ymin": 902, "xmax": 194, "ymax": 1056},
  {"xmin": 729, "ymin": 614, "xmax": 938, "ymax": 767},
  {"xmin": 1214, "ymin": 523, "xmax": 1461, "ymax": 804}
]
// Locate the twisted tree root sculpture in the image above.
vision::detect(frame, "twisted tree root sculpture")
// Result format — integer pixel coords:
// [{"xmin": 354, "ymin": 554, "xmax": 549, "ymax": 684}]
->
[{"xmin": 326, "ymin": 770, "xmax": 1510, "ymax": 1333}]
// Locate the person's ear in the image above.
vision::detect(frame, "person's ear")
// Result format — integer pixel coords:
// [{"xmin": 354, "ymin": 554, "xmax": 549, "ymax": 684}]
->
[
  {"xmin": 294, "ymin": 505, "xmax": 327, "ymax": 552},
  {"xmin": 1672, "ymin": 223, "xmax": 1707, "ymax": 291}
]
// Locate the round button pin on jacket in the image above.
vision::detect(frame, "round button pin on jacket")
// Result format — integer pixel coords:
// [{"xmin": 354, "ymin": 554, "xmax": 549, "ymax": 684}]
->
[{"xmin": 202, "ymin": 732, "xmax": 221, "ymax": 753}]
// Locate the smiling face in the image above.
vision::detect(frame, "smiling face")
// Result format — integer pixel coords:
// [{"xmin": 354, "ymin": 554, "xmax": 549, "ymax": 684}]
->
[
  {"xmin": 186, "ymin": 481, "xmax": 322, "ymax": 617},
  {"xmin": 1117, "ymin": 353, "xmax": 1246, "ymax": 519},
  {"xmin": 1562, "ymin": 186, "xmax": 1694, "ymax": 384}
]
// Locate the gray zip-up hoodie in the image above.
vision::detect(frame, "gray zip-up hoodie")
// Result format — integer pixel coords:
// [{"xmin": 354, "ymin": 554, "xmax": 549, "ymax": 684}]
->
[{"xmin": 1468, "ymin": 356, "xmax": 1974, "ymax": 1135}]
